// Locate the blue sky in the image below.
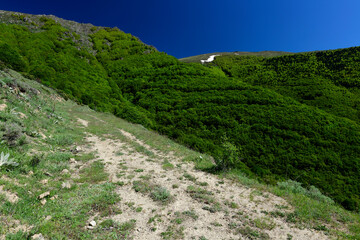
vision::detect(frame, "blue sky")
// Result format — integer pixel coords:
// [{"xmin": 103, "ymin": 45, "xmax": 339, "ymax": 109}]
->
[{"xmin": 2, "ymin": 0, "xmax": 360, "ymax": 58}]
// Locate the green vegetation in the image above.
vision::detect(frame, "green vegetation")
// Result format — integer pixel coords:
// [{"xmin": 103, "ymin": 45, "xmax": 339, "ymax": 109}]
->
[
  {"xmin": 0, "ymin": 12, "xmax": 360, "ymax": 212},
  {"xmin": 77, "ymin": 161, "xmax": 108, "ymax": 183},
  {"xmin": 0, "ymin": 64, "xmax": 359, "ymax": 239},
  {"xmin": 133, "ymin": 181, "xmax": 172, "ymax": 204},
  {"xmin": 0, "ymin": 71, "xmax": 122, "ymax": 239}
]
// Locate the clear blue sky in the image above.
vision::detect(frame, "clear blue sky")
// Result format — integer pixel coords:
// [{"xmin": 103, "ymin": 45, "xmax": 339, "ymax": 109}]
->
[{"xmin": 2, "ymin": 0, "xmax": 360, "ymax": 58}]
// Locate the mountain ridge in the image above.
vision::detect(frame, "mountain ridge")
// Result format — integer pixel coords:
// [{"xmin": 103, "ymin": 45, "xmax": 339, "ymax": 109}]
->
[{"xmin": 179, "ymin": 51, "xmax": 293, "ymax": 63}]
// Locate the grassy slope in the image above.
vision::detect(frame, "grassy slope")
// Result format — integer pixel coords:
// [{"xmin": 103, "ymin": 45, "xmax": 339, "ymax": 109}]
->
[{"xmin": 0, "ymin": 68, "xmax": 359, "ymax": 239}]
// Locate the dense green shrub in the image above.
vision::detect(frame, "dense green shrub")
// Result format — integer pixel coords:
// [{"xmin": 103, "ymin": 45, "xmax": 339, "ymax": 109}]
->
[
  {"xmin": 0, "ymin": 42, "xmax": 27, "ymax": 71},
  {"xmin": 1, "ymin": 122, "xmax": 24, "ymax": 146},
  {"xmin": 278, "ymin": 180, "xmax": 334, "ymax": 205},
  {"xmin": 214, "ymin": 141, "xmax": 245, "ymax": 171}
]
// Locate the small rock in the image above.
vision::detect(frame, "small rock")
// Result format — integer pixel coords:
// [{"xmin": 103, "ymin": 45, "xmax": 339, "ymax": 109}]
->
[
  {"xmin": 40, "ymin": 179, "xmax": 48, "ymax": 185},
  {"xmin": 39, "ymin": 132, "xmax": 47, "ymax": 139},
  {"xmin": 89, "ymin": 220, "xmax": 96, "ymax": 227},
  {"xmin": 38, "ymin": 191, "xmax": 50, "ymax": 199},
  {"xmin": 45, "ymin": 215, "xmax": 52, "ymax": 221},
  {"xmin": 69, "ymin": 158, "xmax": 76, "ymax": 163},
  {"xmin": 61, "ymin": 182, "xmax": 71, "ymax": 189},
  {"xmin": 61, "ymin": 169, "xmax": 69, "ymax": 174},
  {"xmin": 16, "ymin": 112, "xmax": 27, "ymax": 119},
  {"xmin": 31, "ymin": 233, "xmax": 45, "ymax": 240},
  {"xmin": 44, "ymin": 172, "xmax": 53, "ymax": 176},
  {"xmin": 75, "ymin": 146, "xmax": 82, "ymax": 152},
  {"xmin": 86, "ymin": 226, "xmax": 94, "ymax": 230},
  {"xmin": 0, "ymin": 104, "xmax": 7, "ymax": 111},
  {"xmin": 50, "ymin": 195, "xmax": 58, "ymax": 200},
  {"xmin": 40, "ymin": 199, "xmax": 47, "ymax": 205},
  {"xmin": 28, "ymin": 170, "xmax": 34, "ymax": 175}
]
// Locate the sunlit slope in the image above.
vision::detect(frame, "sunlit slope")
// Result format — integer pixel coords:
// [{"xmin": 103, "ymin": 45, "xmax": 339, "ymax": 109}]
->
[{"xmin": 0, "ymin": 11, "xmax": 359, "ymax": 210}]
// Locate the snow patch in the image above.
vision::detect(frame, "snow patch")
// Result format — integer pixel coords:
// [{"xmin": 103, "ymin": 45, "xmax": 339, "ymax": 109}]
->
[{"xmin": 200, "ymin": 55, "xmax": 219, "ymax": 64}]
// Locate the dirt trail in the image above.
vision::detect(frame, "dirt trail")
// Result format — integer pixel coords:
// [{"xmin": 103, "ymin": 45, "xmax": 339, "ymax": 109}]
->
[{"xmin": 79, "ymin": 117, "xmax": 329, "ymax": 240}]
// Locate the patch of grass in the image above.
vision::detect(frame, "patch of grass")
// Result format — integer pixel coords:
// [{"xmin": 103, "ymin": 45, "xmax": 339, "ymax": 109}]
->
[
  {"xmin": 116, "ymin": 181, "xmax": 125, "ymax": 186},
  {"xmin": 132, "ymin": 180, "xmax": 152, "ymax": 193},
  {"xmin": 224, "ymin": 200, "xmax": 239, "ymax": 209},
  {"xmin": 270, "ymin": 210, "xmax": 286, "ymax": 218},
  {"xmin": 134, "ymin": 145, "xmax": 154, "ymax": 157},
  {"xmin": 115, "ymin": 151, "xmax": 124, "ymax": 156},
  {"xmin": 202, "ymin": 202, "xmax": 222, "ymax": 213},
  {"xmin": 162, "ymin": 160, "xmax": 174, "ymax": 170},
  {"xmin": 84, "ymin": 184, "xmax": 121, "ymax": 215},
  {"xmin": 151, "ymin": 187, "xmax": 172, "ymax": 204},
  {"xmin": 126, "ymin": 202, "xmax": 135, "ymax": 208},
  {"xmin": 5, "ymin": 230, "xmax": 29, "ymax": 240},
  {"xmin": 182, "ymin": 210, "xmax": 198, "ymax": 220},
  {"xmin": 99, "ymin": 219, "xmax": 116, "ymax": 228},
  {"xmin": 126, "ymin": 174, "xmax": 135, "ymax": 179},
  {"xmin": 160, "ymin": 225, "xmax": 184, "ymax": 240},
  {"xmin": 211, "ymin": 221, "xmax": 222, "ymax": 227},
  {"xmin": 186, "ymin": 185, "xmax": 214, "ymax": 204},
  {"xmin": 148, "ymin": 214, "xmax": 162, "ymax": 224},
  {"xmin": 134, "ymin": 169, "xmax": 144, "ymax": 173},
  {"xmin": 197, "ymin": 181, "xmax": 208, "ymax": 187},
  {"xmin": 275, "ymin": 204, "xmax": 289, "ymax": 210},
  {"xmin": 172, "ymin": 218, "xmax": 184, "ymax": 225},
  {"xmin": 120, "ymin": 164, "xmax": 128, "ymax": 170},
  {"xmin": 77, "ymin": 161, "xmax": 108, "ymax": 183},
  {"xmin": 183, "ymin": 173, "xmax": 196, "ymax": 182},
  {"xmin": 139, "ymin": 175, "xmax": 151, "ymax": 180},
  {"xmin": 133, "ymin": 180, "xmax": 172, "ymax": 204},
  {"xmin": 75, "ymin": 152, "xmax": 95, "ymax": 162},
  {"xmin": 11, "ymin": 182, "xmax": 121, "ymax": 239},
  {"xmin": 314, "ymin": 225, "xmax": 329, "ymax": 231},
  {"xmin": 253, "ymin": 217, "xmax": 276, "ymax": 230},
  {"xmin": 43, "ymin": 152, "xmax": 72, "ymax": 173},
  {"xmin": 46, "ymin": 133, "xmax": 74, "ymax": 146},
  {"xmin": 236, "ymin": 226, "xmax": 270, "ymax": 240},
  {"xmin": 95, "ymin": 219, "xmax": 136, "ymax": 239},
  {"xmin": 286, "ymin": 212, "xmax": 298, "ymax": 223}
]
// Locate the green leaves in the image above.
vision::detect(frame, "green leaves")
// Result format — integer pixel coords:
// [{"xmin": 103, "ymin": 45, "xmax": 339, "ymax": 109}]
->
[
  {"xmin": 0, "ymin": 42, "xmax": 27, "ymax": 71},
  {"xmin": 0, "ymin": 152, "xmax": 19, "ymax": 167}
]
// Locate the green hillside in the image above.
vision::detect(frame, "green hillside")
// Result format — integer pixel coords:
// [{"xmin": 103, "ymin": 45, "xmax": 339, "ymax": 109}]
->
[
  {"xmin": 0, "ymin": 11, "xmax": 360, "ymax": 212},
  {"xmin": 179, "ymin": 51, "xmax": 292, "ymax": 63}
]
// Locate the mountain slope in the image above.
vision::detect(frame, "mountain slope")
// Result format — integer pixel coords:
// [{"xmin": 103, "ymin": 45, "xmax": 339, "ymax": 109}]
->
[
  {"xmin": 0, "ymin": 10, "xmax": 360, "ymax": 212},
  {"xmin": 1, "ymin": 67, "xmax": 359, "ymax": 240}
]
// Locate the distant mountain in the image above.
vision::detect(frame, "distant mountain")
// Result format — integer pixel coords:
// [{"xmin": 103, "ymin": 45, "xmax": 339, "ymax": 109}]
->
[
  {"xmin": 179, "ymin": 51, "xmax": 292, "ymax": 63},
  {"xmin": 0, "ymin": 10, "xmax": 360, "ymax": 213}
]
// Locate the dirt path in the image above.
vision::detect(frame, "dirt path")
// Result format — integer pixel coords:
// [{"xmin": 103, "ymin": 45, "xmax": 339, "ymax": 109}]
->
[{"xmin": 79, "ymin": 117, "xmax": 329, "ymax": 240}]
